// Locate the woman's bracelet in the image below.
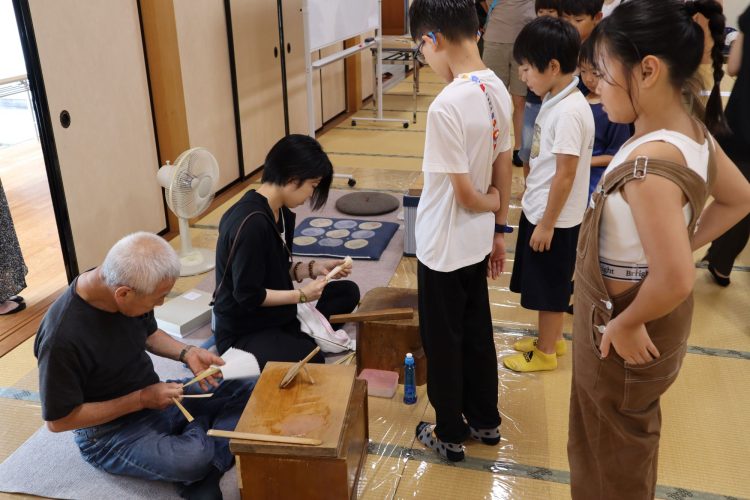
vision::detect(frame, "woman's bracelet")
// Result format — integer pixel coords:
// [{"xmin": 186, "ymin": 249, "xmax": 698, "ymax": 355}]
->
[
  {"xmin": 308, "ymin": 260, "xmax": 316, "ymax": 279},
  {"xmin": 293, "ymin": 261, "xmax": 303, "ymax": 283}
]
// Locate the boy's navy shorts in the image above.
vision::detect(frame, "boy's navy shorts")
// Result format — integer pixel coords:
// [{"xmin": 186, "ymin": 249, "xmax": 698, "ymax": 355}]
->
[{"xmin": 510, "ymin": 212, "xmax": 580, "ymax": 312}]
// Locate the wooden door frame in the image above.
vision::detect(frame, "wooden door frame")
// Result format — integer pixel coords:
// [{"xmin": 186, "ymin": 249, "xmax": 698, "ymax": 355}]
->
[{"xmin": 13, "ymin": 0, "xmax": 78, "ymax": 281}]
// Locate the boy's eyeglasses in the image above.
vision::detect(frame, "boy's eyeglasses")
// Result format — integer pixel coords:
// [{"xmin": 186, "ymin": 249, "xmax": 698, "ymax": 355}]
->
[
  {"xmin": 415, "ymin": 40, "xmax": 427, "ymax": 64},
  {"xmin": 414, "ymin": 30, "xmax": 440, "ymax": 65}
]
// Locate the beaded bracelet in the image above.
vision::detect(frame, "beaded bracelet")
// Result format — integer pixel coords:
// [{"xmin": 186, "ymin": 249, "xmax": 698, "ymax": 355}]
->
[
  {"xmin": 293, "ymin": 261, "xmax": 303, "ymax": 283},
  {"xmin": 308, "ymin": 260, "xmax": 316, "ymax": 279}
]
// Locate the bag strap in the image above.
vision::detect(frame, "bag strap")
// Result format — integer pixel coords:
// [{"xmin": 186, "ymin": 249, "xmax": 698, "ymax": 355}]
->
[{"xmin": 210, "ymin": 210, "xmax": 290, "ymax": 306}]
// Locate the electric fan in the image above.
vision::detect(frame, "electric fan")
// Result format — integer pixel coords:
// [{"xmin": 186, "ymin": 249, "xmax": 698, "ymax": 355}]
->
[{"xmin": 157, "ymin": 147, "xmax": 219, "ymax": 276}]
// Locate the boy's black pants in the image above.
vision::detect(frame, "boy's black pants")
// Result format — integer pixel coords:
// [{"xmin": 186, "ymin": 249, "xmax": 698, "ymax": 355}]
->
[{"xmin": 417, "ymin": 256, "xmax": 501, "ymax": 443}]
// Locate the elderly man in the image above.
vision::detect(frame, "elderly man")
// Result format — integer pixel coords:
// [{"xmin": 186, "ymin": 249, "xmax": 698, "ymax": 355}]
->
[{"xmin": 34, "ymin": 232, "xmax": 253, "ymax": 500}]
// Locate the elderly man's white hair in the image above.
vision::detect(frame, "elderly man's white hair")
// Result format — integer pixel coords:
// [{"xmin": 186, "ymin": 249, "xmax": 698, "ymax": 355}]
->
[{"xmin": 100, "ymin": 232, "xmax": 181, "ymax": 294}]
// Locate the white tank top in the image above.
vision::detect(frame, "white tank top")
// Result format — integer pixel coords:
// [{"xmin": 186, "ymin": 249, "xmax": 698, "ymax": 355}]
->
[{"xmin": 598, "ymin": 130, "xmax": 709, "ymax": 282}]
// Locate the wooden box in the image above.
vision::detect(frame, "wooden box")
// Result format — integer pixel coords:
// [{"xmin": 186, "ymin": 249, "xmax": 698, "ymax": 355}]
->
[
  {"xmin": 356, "ymin": 287, "xmax": 426, "ymax": 385},
  {"xmin": 230, "ymin": 363, "xmax": 369, "ymax": 499}
]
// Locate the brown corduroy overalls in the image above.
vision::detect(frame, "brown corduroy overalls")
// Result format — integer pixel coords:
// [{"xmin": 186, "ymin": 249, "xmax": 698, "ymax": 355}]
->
[{"xmin": 567, "ymin": 139, "xmax": 716, "ymax": 499}]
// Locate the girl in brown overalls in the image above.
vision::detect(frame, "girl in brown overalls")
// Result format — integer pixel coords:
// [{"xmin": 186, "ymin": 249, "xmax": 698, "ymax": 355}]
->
[{"xmin": 566, "ymin": 1, "xmax": 750, "ymax": 498}]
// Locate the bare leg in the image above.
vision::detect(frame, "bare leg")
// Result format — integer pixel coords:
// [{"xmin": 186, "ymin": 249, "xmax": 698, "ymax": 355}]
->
[{"xmin": 537, "ymin": 311, "xmax": 564, "ymax": 355}]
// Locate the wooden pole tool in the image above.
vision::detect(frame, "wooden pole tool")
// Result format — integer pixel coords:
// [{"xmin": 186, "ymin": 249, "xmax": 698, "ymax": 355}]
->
[
  {"xmin": 329, "ymin": 308, "xmax": 413, "ymax": 324},
  {"xmin": 207, "ymin": 429, "xmax": 322, "ymax": 446}
]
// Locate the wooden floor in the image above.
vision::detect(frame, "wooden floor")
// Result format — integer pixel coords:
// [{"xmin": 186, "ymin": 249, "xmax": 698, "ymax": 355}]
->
[
  {"xmin": 0, "ymin": 140, "xmax": 66, "ymax": 356},
  {"xmin": 0, "ymin": 69, "xmax": 748, "ymax": 500}
]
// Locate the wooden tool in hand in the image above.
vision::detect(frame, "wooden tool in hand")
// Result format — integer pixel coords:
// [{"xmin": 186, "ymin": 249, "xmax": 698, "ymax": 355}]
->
[
  {"xmin": 329, "ymin": 308, "xmax": 413, "ymax": 324},
  {"xmin": 173, "ymin": 398, "xmax": 194, "ymax": 422},
  {"xmin": 183, "ymin": 347, "xmax": 260, "ymax": 388},
  {"xmin": 325, "ymin": 256, "xmax": 353, "ymax": 282},
  {"xmin": 207, "ymin": 429, "xmax": 321, "ymax": 446},
  {"xmin": 279, "ymin": 346, "xmax": 321, "ymax": 388}
]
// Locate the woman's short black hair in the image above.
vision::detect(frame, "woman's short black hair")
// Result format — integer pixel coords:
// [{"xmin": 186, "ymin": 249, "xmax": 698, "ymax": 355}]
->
[
  {"xmin": 409, "ymin": 0, "xmax": 480, "ymax": 42},
  {"xmin": 559, "ymin": 0, "xmax": 604, "ymax": 17},
  {"xmin": 261, "ymin": 134, "xmax": 333, "ymax": 210},
  {"xmin": 513, "ymin": 16, "xmax": 581, "ymax": 73},
  {"xmin": 535, "ymin": 0, "xmax": 560, "ymax": 14}
]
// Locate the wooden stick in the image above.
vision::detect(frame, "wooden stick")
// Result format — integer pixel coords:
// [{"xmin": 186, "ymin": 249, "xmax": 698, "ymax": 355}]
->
[
  {"xmin": 329, "ymin": 308, "xmax": 413, "ymax": 324},
  {"xmin": 333, "ymin": 351, "xmax": 356, "ymax": 365},
  {"xmin": 207, "ymin": 429, "xmax": 322, "ymax": 446},
  {"xmin": 279, "ymin": 346, "xmax": 322, "ymax": 388},
  {"xmin": 181, "ymin": 393, "xmax": 214, "ymax": 398},
  {"xmin": 183, "ymin": 366, "xmax": 221, "ymax": 388},
  {"xmin": 300, "ymin": 345, "xmax": 322, "ymax": 365},
  {"xmin": 325, "ymin": 256, "xmax": 353, "ymax": 281},
  {"xmin": 173, "ymin": 398, "xmax": 194, "ymax": 422},
  {"xmin": 302, "ymin": 365, "xmax": 315, "ymax": 384}
]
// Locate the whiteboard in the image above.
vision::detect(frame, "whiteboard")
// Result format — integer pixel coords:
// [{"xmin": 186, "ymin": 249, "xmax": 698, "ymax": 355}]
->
[{"xmin": 306, "ymin": 0, "xmax": 380, "ymax": 51}]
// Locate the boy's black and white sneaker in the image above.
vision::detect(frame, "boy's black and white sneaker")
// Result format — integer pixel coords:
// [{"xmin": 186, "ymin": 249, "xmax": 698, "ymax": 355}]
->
[
  {"xmin": 416, "ymin": 421, "xmax": 465, "ymax": 462},
  {"xmin": 469, "ymin": 425, "xmax": 501, "ymax": 446},
  {"xmin": 512, "ymin": 150, "xmax": 523, "ymax": 167}
]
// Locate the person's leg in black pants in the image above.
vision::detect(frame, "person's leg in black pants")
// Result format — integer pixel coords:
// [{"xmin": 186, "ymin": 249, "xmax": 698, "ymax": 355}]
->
[
  {"xmin": 315, "ymin": 280, "xmax": 360, "ymax": 328},
  {"xmin": 231, "ymin": 325, "xmax": 323, "ymax": 370},
  {"xmin": 417, "ymin": 260, "xmax": 471, "ymax": 444},
  {"xmin": 705, "ymin": 158, "xmax": 750, "ymax": 282},
  {"xmin": 460, "ymin": 257, "xmax": 501, "ymax": 434}
]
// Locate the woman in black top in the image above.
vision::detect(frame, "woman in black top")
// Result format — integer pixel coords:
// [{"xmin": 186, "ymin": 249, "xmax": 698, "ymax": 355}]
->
[
  {"xmin": 213, "ymin": 135, "xmax": 360, "ymax": 368},
  {"xmin": 704, "ymin": 5, "xmax": 750, "ymax": 286}
]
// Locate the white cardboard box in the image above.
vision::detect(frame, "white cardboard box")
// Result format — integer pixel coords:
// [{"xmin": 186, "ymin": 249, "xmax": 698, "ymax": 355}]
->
[{"xmin": 154, "ymin": 289, "xmax": 212, "ymax": 338}]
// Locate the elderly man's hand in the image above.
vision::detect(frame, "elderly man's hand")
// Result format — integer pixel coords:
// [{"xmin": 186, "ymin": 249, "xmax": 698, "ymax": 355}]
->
[
  {"xmin": 185, "ymin": 347, "xmax": 224, "ymax": 391},
  {"xmin": 140, "ymin": 382, "xmax": 183, "ymax": 410}
]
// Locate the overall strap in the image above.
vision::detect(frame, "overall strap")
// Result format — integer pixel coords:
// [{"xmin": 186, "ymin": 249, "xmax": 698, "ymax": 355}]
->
[
  {"xmin": 601, "ymin": 158, "xmax": 709, "ymax": 236},
  {"xmin": 211, "ymin": 210, "xmax": 285, "ymax": 306}
]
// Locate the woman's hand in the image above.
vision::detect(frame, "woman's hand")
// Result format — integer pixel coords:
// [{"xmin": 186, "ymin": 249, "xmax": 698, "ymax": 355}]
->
[
  {"xmin": 600, "ymin": 316, "xmax": 660, "ymax": 365},
  {"xmin": 300, "ymin": 277, "xmax": 328, "ymax": 301},
  {"xmin": 315, "ymin": 259, "xmax": 352, "ymax": 280}
]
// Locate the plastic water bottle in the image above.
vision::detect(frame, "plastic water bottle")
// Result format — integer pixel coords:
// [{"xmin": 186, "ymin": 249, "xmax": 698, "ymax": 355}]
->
[{"xmin": 403, "ymin": 353, "xmax": 417, "ymax": 404}]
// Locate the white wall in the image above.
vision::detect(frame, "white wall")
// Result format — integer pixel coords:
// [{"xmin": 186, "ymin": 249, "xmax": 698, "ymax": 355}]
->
[
  {"xmin": 0, "ymin": 0, "xmax": 27, "ymax": 78},
  {"xmin": 723, "ymin": 0, "xmax": 748, "ymax": 29}
]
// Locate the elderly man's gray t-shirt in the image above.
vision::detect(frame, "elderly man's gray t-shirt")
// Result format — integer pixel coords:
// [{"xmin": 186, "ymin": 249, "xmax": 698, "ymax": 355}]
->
[{"xmin": 34, "ymin": 277, "xmax": 160, "ymax": 422}]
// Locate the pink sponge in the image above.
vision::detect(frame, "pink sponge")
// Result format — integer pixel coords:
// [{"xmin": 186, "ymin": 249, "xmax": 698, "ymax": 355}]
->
[{"xmin": 357, "ymin": 369, "xmax": 399, "ymax": 399}]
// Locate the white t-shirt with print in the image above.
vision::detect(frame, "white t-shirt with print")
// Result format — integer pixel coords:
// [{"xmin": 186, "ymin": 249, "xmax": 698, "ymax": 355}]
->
[
  {"xmin": 415, "ymin": 69, "xmax": 513, "ymax": 272},
  {"xmin": 523, "ymin": 81, "xmax": 594, "ymax": 228}
]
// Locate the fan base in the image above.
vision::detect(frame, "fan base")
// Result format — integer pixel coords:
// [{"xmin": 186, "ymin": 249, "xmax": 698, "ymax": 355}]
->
[{"xmin": 179, "ymin": 248, "xmax": 216, "ymax": 277}]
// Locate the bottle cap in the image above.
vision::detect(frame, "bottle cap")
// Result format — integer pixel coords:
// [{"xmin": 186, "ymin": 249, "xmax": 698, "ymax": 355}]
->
[
  {"xmin": 405, "ymin": 352, "xmax": 414, "ymax": 365},
  {"xmin": 406, "ymin": 353, "xmax": 413, "ymax": 358}
]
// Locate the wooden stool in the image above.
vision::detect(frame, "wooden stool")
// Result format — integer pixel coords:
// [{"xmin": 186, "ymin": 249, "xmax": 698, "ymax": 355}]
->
[
  {"xmin": 355, "ymin": 287, "xmax": 426, "ymax": 385},
  {"xmin": 229, "ymin": 363, "xmax": 368, "ymax": 499}
]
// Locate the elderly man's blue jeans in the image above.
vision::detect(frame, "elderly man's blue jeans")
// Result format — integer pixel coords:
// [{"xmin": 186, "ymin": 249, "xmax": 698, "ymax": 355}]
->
[{"xmin": 73, "ymin": 378, "xmax": 254, "ymax": 484}]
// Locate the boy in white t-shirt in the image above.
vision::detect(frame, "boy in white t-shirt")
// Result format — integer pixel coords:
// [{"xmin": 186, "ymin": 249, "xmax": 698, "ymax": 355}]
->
[
  {"xmin": 504, "ymin": 16, "xmax": 594, "ymax": 372},
  {"xmin": 410, "ymin": 0, "xmax": 513, "ymax": 462}
]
